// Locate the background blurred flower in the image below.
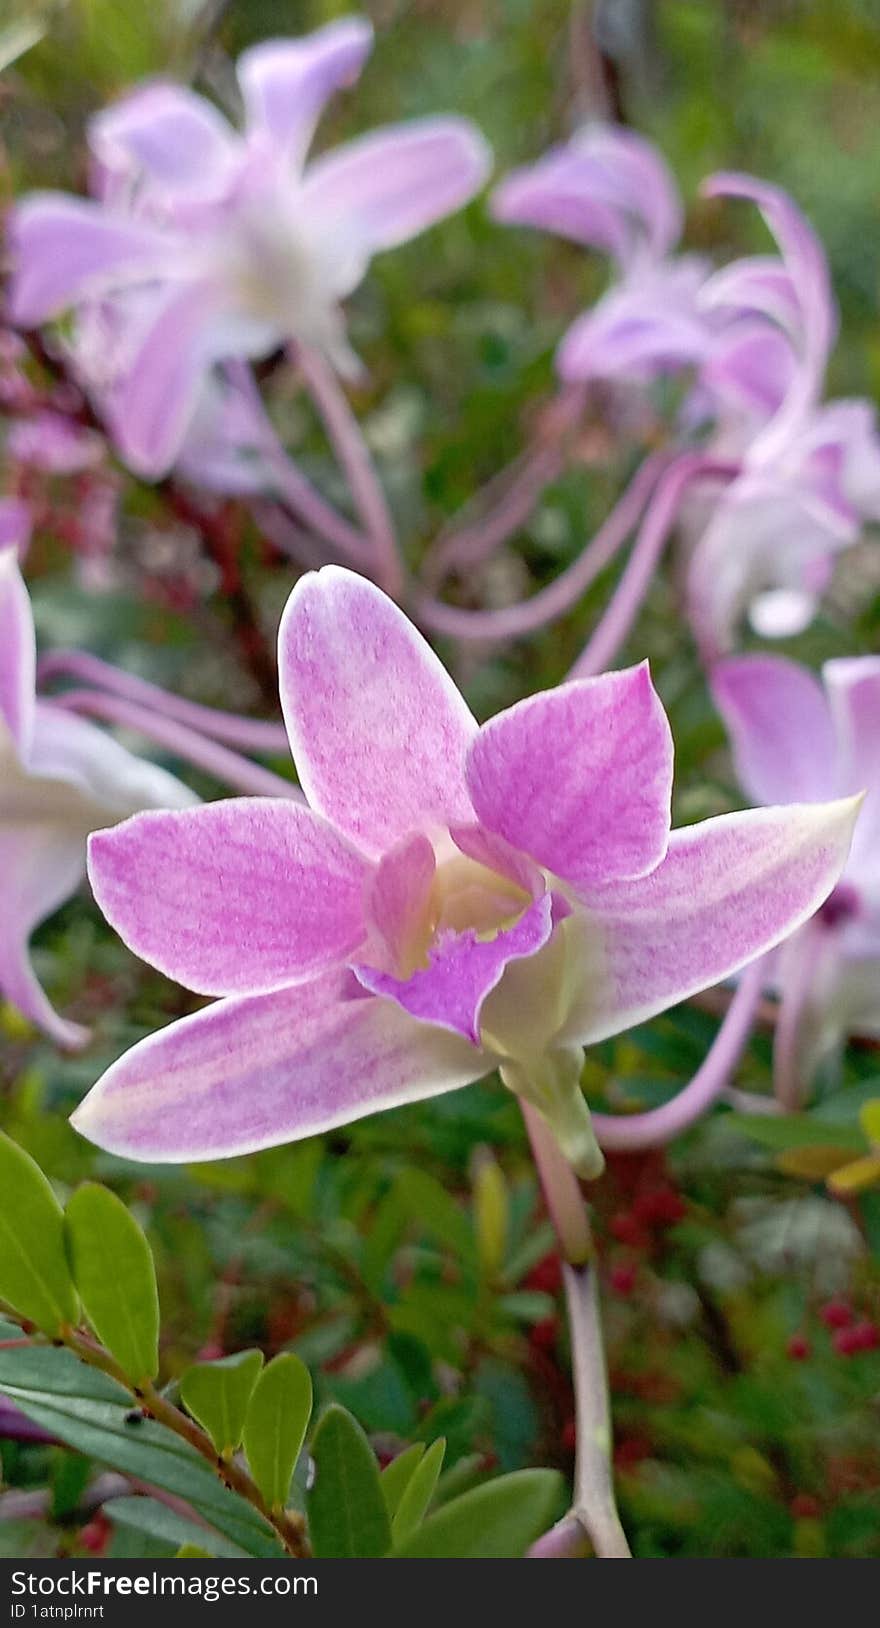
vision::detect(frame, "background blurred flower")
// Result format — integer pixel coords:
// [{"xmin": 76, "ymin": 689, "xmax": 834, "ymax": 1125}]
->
[
  {"xmin": 8, "ymin": 16, "xmax": 491, "ymax": 477},
  {"xmin": 0, "ymin": 536, "xmax": 195, "ymax": 1046},
  {"xmin": 712, "ymin": 651, "xmax": 880, "ymax": 1104}
]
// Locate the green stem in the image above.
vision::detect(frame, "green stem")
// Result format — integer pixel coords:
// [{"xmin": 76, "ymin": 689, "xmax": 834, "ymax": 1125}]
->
[
  {"xmin": 54, "ymin": 1326, "xmax": 310, "ymax": 1558},
  {"xmin": 521, "ymin": 1107, "xmax": 630, "ymax": 1559}
]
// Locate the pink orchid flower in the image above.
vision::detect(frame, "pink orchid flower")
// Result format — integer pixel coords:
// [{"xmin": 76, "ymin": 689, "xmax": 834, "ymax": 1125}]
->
[
  {"xmin": 8, "ymin": 16, "xmax": 491, "ymax": 477},
  {"xmin": 687, "ymin": 176, "xmax": 880, "ymax": 653},
  {"xmin": 713, "ymin": 653, "xmax": 879, "ymax": 1105},
  {"xmin": 490, "ymin": 124, "xmax": 716, "ymax": 386},
  {"xmin": 0, "ymin": 537, "xmax": 195, "ymax": 1047},
  {"xmin": 73, "ymin": 567, "xmax": 858, "ymax": 1172}
]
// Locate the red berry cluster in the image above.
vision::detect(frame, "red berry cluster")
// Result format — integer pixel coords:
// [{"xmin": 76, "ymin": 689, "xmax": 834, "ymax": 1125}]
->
[{"xmin": 787, "ymin": 1300, "xmax": 879, "ymax": 1361}]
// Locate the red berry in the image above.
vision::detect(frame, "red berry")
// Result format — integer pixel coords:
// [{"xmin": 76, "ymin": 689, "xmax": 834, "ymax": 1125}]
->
[
  {"xmin": 820, "ymin": 1299, "xmax": 852, "ymax": 1329},
  {"xmin": 850, "ymin": 1320, "xmax": 880, "ymax": 1352},
  {"xmin": 632, "ymin": 1187, "xmax": 686, "ymax": 1228},
  {"xmin": 562, "ymin": 1417, "xmax": 577, "ymax": 1453},
  {"xmin": 790, "ymin": 1494, "xmax": 821, "ymax": 1521},
  {"xmin": 787, "ymin": 1333, "xmax": 811, "ymax": 1361},
  {"xmin": 79, "ymin": 1514, "xmax": 110, "ymax": 1555},
  {"xmin": 526, "ymin": 1253, "xmax": 562, "ymax": 1294},
  {"xmin": 609, "ymin": 1211, "xmax": 649, "ymax": 1249},
  {"xmin": 833, "ymin": 1326, "xmax": 863, "ymax": 1356},
  {"xmin": 609, "ymin": 1262, "xmax": 637, "ymax": 1296},
  {"xmin": 530, "ymin": 1316, "xmax": 559, "ymax": 1351}
]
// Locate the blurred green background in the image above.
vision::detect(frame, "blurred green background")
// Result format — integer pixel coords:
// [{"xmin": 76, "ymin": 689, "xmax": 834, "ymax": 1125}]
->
[{"xmin": 2, "ymin": 0, "xmax": 880, "ymax": 1558}]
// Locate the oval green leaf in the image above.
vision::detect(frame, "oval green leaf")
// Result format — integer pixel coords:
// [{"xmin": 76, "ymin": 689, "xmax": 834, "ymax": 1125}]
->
[
  {"xmin": 308, "ymin": 1404, "xmax": 391, "ymax": 1558},
  {"xmin": 65, "ymin": 1183, "xmax": 159, "ymax": 1384},
  {"xmin": 181, "ymin": 1350, "xmax": 263, "ymax": 1457},
  {"xmin": 0, "ymin": 1132, "xmax": 78, "ymax": 1335},
  {"xmin": 391, "ymin": 1436, "xmax": 446, "ymax": 1546},
  {"xmin": 380, "ymin": 1442, "xmax": 425, "ymax": 1517},
  {"xmin": 242, "ymin": 1352, "xmax": 312, "ymax": 1512},
  {"xmin": 393, "ymin": 1468, "xmax": 564, "ymax": 1558}
]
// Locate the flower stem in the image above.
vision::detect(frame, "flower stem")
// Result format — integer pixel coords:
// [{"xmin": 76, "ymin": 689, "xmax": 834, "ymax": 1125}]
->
[
  {"xmin": 591, "ymin": 958, "xmax": 764, "ymax": 1152},
  {"xmin": 414, "ymin": 449, "xmax": 669, "ymax": 644},
  {"xmin": 38, "ymin": 650, "xmax": 291, "ymax": 756},
  {"xmin": 521, "ymin": 1103, "xmax": 630, "ymax": 1559},
  {"xmin": 296, "ymin": 346, "xmax": 404, "ymax": 600},
  {"xmin": 568, "ymin": 453, "xmax": 739, "ymax": 679},
  {"xmin": 49, "ymin": 690, "xmax": 301, "ymax": 800},
  {"xmin": 59, "ymin": 1328, "xmax": 309, "ymax": 1557}
]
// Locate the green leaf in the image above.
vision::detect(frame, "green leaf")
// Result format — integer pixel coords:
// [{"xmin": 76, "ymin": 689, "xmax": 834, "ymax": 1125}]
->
[
  {"xmin": 393, "ymin": 1168, "xmax": 475, "ymax": 1263},
  {"xmin": 380, "ymin": 1443, "xmax": 425, "ymax": 1517},
  {"xmin": 391, "ymin": 1436, "xmax": 446, "ymax": 1546},
  {"xmin": 393, "ymin": 1469, "xmax": 564, "ymax": 1558},
  {"xmin": 105, "ymin": 1496, "xmax": 247, "ymax": 1559},
  {"xmin": 65, "ymin": 1184, "xmax": 159, "ymax": 1384},
  {"xmin": 0, "ymin": 1132, "xmax": 79, "ymax": 1335},
  {"xmin": 0, "ymin": 1344, "xmax": 281, "ymax": 1558},
  {"xmin": 726, "ymin": 1114, "xmax": 864, "ymax": 1153},
  {"xmin": 308, "ymin": 1404, "xmax": 392, "ymax": 1558},
  {"xmin": 242, "ymin": 1353, "xmax": 312, "ymax": 1512},
  {"xmin": 181, "ymin": 1350, "xmax": 263, "ymax": 1458}
]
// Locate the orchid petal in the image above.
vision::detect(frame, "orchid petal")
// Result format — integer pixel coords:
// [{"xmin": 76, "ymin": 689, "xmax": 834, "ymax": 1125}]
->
[
  {"xmin": 711, "ymin": 655, "xmax": 837, "ymax": 806},
  {"xmin": 0, "ymin": 822, "xmax": 89, "ymax": 1050},
  {"xmin": 557, "ymin": 267, "xmax": 710, "ymax": 384},
  {"xmin": 0, "ymin": 548, "xmax": 35, "ymax": 758},
  {"xmin": 87, "ymin": 800, "xmax": 371, "ymax": 998},
  {"xmin": 0, "ymin": 500, "xmax": 31, "ymax": 555},
  {"xmin": 561, "ymin": 799, "xmax": 860, "ymax": 1046},
  {"xmin": 279, "ymin": 567, "xmax": 477, "ymax": 856},
  {"xmin": 824, "ymin": 657, "xmax": 880, "ymax": 872},
  {"xmin": 304, "ymin": 118, "xmax": 491, "ymax": 255},
  {"xmin": 71, "ymin": 972, "xmax": 488, "ymax": 1161},
  {"xmin": 700, "ymin": 320, "xmax": 797, "ymax": 423},
  {"xmin": 29, "ymin": 702, "xmax": 195, "ymax": 819},
  {"xmin": 702, "ymin": 174, "xmax": 836, "ymax": 453},
  {"xmin": 687, "ymin": 472, "xmax": 851, "ymax": 655},
  {"xmin": 90, "ymin": 83, "xmax": 238, "ymax": 196},
  {"xmin": 364, "ymin": 832, "xmax": 436, "ymax": 975},
  {"xmin": 466, "ymin": 663, "xmax": 672, "ymax": 890},
  {"xmin": 355, "ymin": 892, "xmax": 554, "ymax": 1044},
  {"xmin": 7, "ymin": 195, "xmax": 172, "ymax": 325},
  {"xmin": 239, "ymin": 18, "xmax": 373, "ymax": 166},
  {"xmin": 490, "ymin": 125, "xmax": 681, "ymax": 265},
  {"xmin": 105, "ymin": 280, "xmax": 223, "ymax": 477}
]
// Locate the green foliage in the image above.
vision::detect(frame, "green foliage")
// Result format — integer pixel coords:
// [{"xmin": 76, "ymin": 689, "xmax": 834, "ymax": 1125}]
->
[
  {"xmin": 0, "ymin": 1132, "xmax": 79, "ymax": 1335},
  {"xmin": 242, "ymin": 1353, "xmax": 312, "ymax": 1512},
  {"xmin": 0, "ymin": 1344, "xmax": 282, "ymax": 1557},
  {"xmin": 391, "ymin": 1436, "xmax": 446, "ymax": 1547},
  {"xmin": 181, "ymin": 1349, "xmax": 264, "ymax": 1458},
  {"xmin": 308, "ymin": 1404, "xmax": 392, "ymax": 1558},
  {"xmin": 65, "ymin": 1183, "xmax": 159, "ymax": 1384},
  {"xmin": 392, "ymin": 1469, "xmax": 565, "ymax": 1558}
]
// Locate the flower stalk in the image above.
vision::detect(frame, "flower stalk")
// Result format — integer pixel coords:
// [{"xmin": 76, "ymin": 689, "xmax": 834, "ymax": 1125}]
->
[{"xmin": 521, "ymin": 1103, "xmax": 631, "ymax": 1559}]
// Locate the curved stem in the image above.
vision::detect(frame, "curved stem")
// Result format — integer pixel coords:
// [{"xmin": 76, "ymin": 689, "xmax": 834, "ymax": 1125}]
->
[
  {"xmin": 591, "ymin": 960, "xmax": 764, "ymax": 1153},
  {"xmin": 568, "ymin": 454, "xmax": 739, "ymax": 679},
  {"xmin": 48, "ymin": 690, "xmax": 301, "ymax": 801},
  {"xmin": 296, "ymin": 346, "xmax": 404, "ymax": 599},
  {"xmin": 414, "ymin": 451, "xmax": 669, "ymax": 644},
  {"xmin": 38, "ymin": 651, "xmax": 291, "ymax": 756},
  {"xmin": 422, "ymin": 384, "xmax": 587, "ymax": 587},
  {"xmin": 521, "ymin": 1102, "xmax": 630, "ymax": 1559},
  {"xmin": 227, "ymin": 363, "xmax": 371, "ymax": 566}
]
